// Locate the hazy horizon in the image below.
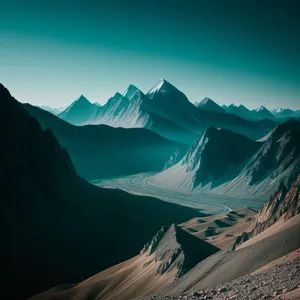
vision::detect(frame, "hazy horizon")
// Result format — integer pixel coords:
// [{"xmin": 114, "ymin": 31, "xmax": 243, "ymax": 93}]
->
[
  {"xmin": 18, "ymin": 79, "xmax": 300, "ymax": 112},
  {"xmin": 1, "ymin": 0, "xmax": 299, "ymax": 110}
]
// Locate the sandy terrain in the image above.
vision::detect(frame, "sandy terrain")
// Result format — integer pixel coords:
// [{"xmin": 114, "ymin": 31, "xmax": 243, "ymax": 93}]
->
[
  {"xmin": 238, "ymin": 213, "xmax": 300, "ymax": 249},
  {"xmin": 252, "ymin": 248, "xmax": 300, "ymax": 274},
  {"xmin": 180, "ymin": 207, "xmax": 257, "ymax": 249},
  {"xmin": 30, "ymin": 224, "xmax": 218, "ymax": 300},
  {"xmin": 30, "ymin": 254, "xmax": 177, "ymax": 300},
  {"xmin": 141, "ymin": 256, "xmax": 300, "ymax": 300},
  {"xmin": 160, "ymin": 214, "xmax": 300, "ymax": 296}
]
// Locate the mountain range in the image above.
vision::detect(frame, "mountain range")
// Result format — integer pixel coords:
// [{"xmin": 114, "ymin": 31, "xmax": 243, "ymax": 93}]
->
[
  {"xmin": 223, "ymin": 103, "xmax": 300, "ymax": 122},
  {"xmin": 0, "ymin": 83, "xmax": 201, "ymax": 299},
  {"xmin": 23, "ymin": 104, "xmax": 182, "ymax": 180},
  {"xmin": 3, "ymin": 79, "xmax": 300, "ymax": 300},
  {"xmin": 152, "ymin": 119, "xmax": 300, "ymax": 199},
  {"xmin": 55, "ymin": 79, "xmax": 277, "ymax": 144},
  {"xmin": 39, "ymin": 105, "xmax": 66, "ymax": 115},
  {"xmin": 57, "ymin": 95, "xmax": 99, "ymax": 125}
]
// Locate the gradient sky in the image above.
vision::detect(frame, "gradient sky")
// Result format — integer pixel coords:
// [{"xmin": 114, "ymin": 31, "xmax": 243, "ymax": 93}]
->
[{"xmin": 1, "ymin": 0, "xmax": 299, "ymax": 109}]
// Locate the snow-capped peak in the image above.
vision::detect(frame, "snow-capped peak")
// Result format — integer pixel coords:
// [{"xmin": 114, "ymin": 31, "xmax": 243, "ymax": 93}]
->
[
  {"xmin": 196, "ymin": 97, "xmax": 226, "ymax": 114},
  {"xmin": 255, "ymin": 105, "xmax": 268, "ymax": 112},
  {"xmin": 147, "ymin": 78, "xmax": 171, "ymax": 94}
]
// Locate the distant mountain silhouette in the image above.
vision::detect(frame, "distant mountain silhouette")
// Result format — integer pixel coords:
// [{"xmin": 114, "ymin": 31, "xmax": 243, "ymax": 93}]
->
[
  {"xmin": 65, "ymin": 79, "xmax": 276, "ymax": 144},
  {"xmin": 253, "ymin": 105, "xmax": 275, "ymax": 120},
  {"xmin": 24, "ymin": 103, "xmax": 183, "ymax": 180},
  {"xmin": 271, "ymin": 107, "xmax": 298, "ymax": 119},
  {"xmin": 223, "ymin": 104, "xmax": 278, "ymax": 121},
  {"xmin": 0, "ymin": 83, "xmax": 200, "ymax": 299},
  {"xmin": 39, "ymin": 105, "xmax": 66, "ymax": 115},
  {"xmin": 223, "ymin": 104, "xmax": 254, "ymax": 121},
  {"xmin": 58, "ymin": 95, "xmax": 98, "ymax": 125},
  {"xmin": 194, "ymin": 97, "xmax": 226, "ymax": 114}
]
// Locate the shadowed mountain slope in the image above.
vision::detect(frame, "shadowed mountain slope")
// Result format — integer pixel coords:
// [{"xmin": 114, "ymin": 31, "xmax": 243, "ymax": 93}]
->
[
  {"xmin": 153, "ymin": 120, "xmax": 300, "ymax": 199},
  {"xmin": 0, "ymin": 83, "xmax": 200, "ymax": 299},
  {"xmin": 194, "ymin": 97, "xmax": 226, "ymax": 114},
  {"xmin": 57, "ymin": 95, "xmax": 98, "ymax": 125},
  {"xmin": 24, "ymin": 103, "xmax": 183, "ymax": 180},
  {"xmin": 30, "ymin": 225, "xmax": 219, "ymax": 300},
  {"xmin": 153, "ymin": 127, "xmax": 261, "ymax": 190}
]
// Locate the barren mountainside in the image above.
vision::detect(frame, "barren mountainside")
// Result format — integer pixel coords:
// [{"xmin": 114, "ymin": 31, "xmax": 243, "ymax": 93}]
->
[
  {"xmin": 0, "ymin": 83, "xmax": 200, "ymax": 299},
  {"xmin": 153, "ymin": 120, "xmax": 300, "ymax": 199}
]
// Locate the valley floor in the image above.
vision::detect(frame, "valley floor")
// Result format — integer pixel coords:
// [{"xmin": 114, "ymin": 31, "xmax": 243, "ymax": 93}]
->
[{"xmin": 93, "ymin": 173, "xmax": 265, "ymax": 214}]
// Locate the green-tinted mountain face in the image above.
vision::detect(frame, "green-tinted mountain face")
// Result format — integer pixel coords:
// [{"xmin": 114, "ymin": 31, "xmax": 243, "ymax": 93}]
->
[{"xmin": 24, "ymin": 103, "xmax": 184, "ymax": 180}]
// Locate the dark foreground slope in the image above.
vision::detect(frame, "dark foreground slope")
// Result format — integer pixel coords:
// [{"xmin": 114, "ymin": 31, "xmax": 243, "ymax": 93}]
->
[
  {"xmin": 30, "ymin": 225, "xmax": 219, "ymax": 300},
  {"xmin": 23, "ymin": 104, "xmax": 183, "ymax": 180},
  {"xmin": 0, "ymin": 84, "xmax": 200, "ymax": 299}
]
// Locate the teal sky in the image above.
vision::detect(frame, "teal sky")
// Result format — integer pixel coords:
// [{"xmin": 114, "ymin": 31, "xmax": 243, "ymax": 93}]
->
[{"xmin": 1, "ymin": 0, "xmax": 299, "ymax": 109}]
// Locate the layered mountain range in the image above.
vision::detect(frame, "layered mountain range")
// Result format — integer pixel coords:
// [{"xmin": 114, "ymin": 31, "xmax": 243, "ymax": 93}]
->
[
  {"xmin": 56, "ymin": 79, "xmax": 277, "ymax": 144},
  {"xmin": 153, "ymin": 119, "xmax": 300, "ymax": 199},
  {"xmin": 23, "ymin": 103, "xmax": 182, "ymax": 180},
  {"xmin": 0, "ymin": 83, "xmax": 201, "ymax": 299},
  {"xmin": 57, "ymin": 95, "xmax": 99, "ymax": 125},
  {"xmin": 223, "ymin": 103, "xmax": 300, "ymax": 121},
  {"xmin": 3, "ymin": 78, "xmax": 300, "ymax": 300}
]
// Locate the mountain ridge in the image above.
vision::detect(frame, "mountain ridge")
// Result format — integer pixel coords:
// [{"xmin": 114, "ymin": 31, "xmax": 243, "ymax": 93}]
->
[
  {"xmin": 56, "ymin": 79, "xmax": 276, "ymax": 144},
  {"xmin": 24, "ymin": 103, "xmax": 183, "ymax": 180},
  {"xmin": 1, "ymin": 83, "xmax": 200, "ymax": 299},
  {"xmin": 152, "ymin": 120, "xmax": 300, "ymax": 199}
]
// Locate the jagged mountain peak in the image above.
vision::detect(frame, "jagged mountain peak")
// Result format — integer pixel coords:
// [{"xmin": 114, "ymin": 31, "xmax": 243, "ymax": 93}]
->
[
  {"xmin": 57, "ymin": 94, "xmax": 98, "ymax": 125},
  {"xmin": 114, "ymin": 92, "xmax": 123, "ymax": 98},
  {"xmin": 147, "ymin": 78, "xmax": 178, "ymax": 95},
  {"xmin": 74, "ymin": 94, "xmax": 91, "ymax": 104},
  {"xmin": 196, "ymin": 97, "xmax": 226, "ymax": 114},
  {"xmin": 123, "ymin": 84, "xmax": 142, "ymax": 99},
  {"xmin": 243, "ymin": 119, "xmax": 300, "ymax": 186},
  {"xmin": 254, "ymin": 105, "xmax": 269, "ymax": 112},
  {"xmin": 140, "ymin": 224, "xmax": 219, "ymax": 277},
  {"xmin": 179, "ymin": 127, "xmax": 261, "ymax": 188},
  {"xmin": 271, "ymin": 108, "xmax": 296, "ymax": 118},
  {"xmin": 238, "ymin": 104, "xmax": 250, "ymax": 111},
  {"xmin": 200, "ymin": 97, "xmax": 214, "ymax": 104}
]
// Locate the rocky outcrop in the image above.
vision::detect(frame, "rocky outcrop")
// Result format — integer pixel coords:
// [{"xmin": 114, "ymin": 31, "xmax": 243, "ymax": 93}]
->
[
  {"xmin": 140, "ymin": 224, "xmax": 219, "ymax": 278},
  {"xmin": 163, "ymin": 148, "xmax": 187, "ymax": 170},
  {"xmin": 247, "ymin": 175, "xmax": 300, "ymax": 237},
  {"xmin": 243, "ymin": 119, "xmax": 300, "ymax": 185},
  {"xmin": 232, "ymin": 170, "xmax": 300, "ymax": 249},
  {"xmin": 141, "ymin": 256, "xmax": 300, "ymax": 300}
]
